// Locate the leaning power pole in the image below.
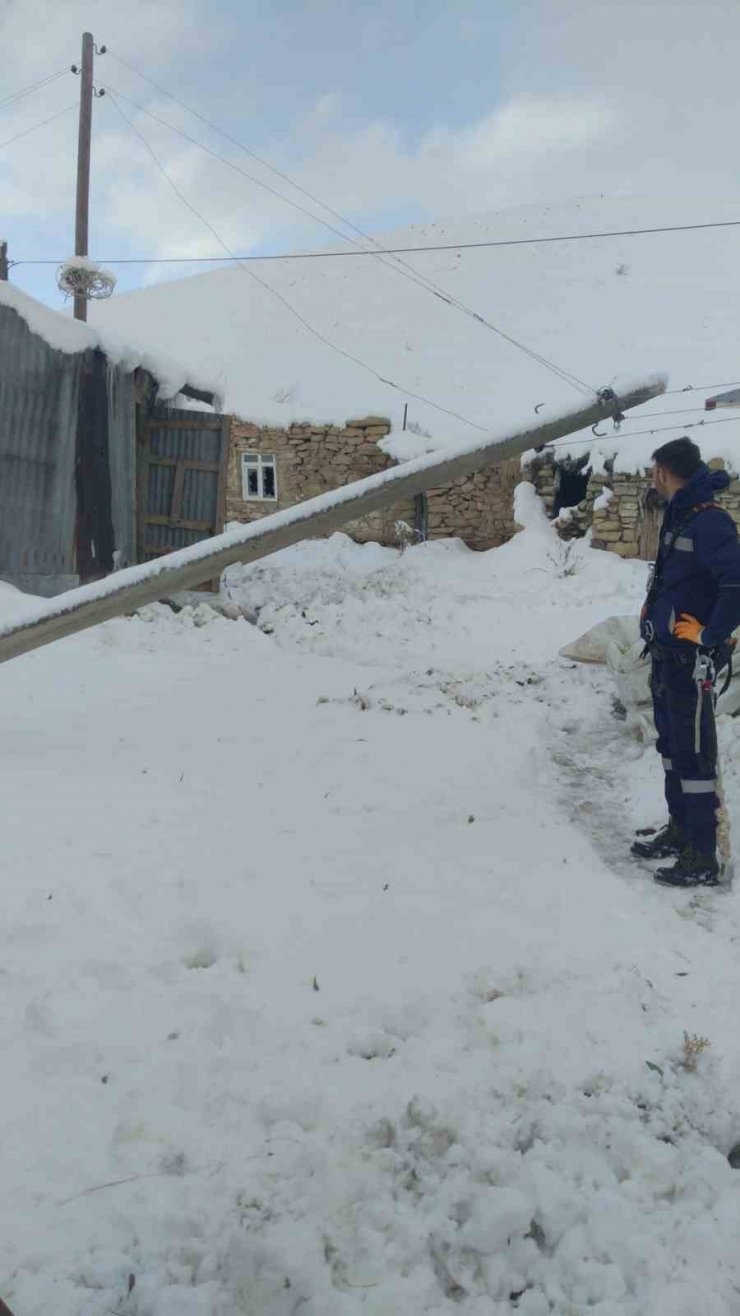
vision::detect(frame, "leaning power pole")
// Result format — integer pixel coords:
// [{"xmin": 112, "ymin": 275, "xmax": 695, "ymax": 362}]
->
[{"xmin": 72, "ymin": 32, "xmax": 94, "ymax": 321}]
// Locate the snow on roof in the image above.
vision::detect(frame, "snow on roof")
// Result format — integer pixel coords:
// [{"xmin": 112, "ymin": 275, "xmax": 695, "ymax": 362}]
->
[
  {"xmin": 90, "ymin": 193, "xmax": 740, "ymax": 472},
  {"xmin": 0, "ymin": 279, "xmax": 221, "ymax": 405}
]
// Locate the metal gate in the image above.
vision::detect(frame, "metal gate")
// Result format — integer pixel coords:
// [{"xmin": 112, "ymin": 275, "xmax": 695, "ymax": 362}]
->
[{"xmin": 137, "ymin": 406, "xmax": 231, "ymax": 563}]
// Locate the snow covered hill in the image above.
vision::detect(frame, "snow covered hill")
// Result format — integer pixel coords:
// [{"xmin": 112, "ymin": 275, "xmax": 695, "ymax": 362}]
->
[
  {"xmin": 93, "ymin": 194, "xmax": 740, "ymax": 467},
  {"xmin": 4, "ymin": 514, "xmax": 740, "ymax": 1314}
]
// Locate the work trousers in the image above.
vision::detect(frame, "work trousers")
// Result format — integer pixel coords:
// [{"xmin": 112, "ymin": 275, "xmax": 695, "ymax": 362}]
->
[{"xmin": 650, "ymin": 650, "xmax": 719, "ymax": 856}]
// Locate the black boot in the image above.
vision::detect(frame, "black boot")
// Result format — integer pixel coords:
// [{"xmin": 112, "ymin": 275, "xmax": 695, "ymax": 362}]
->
[
  {"xmin": 654, "ymin": 847, "xmax": 720, "ymax": 888},
  {"xmin": 631, "ymin": 819, "xmax": 684, "ymax": 861}
]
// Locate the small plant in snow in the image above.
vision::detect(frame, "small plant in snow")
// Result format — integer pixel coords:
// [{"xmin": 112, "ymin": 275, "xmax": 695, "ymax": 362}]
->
[
  {"xmin": 394, "ymin": 520, "xmax": 416, "ymax": 552},
  {"xmin": 546, "ymin": 541, "xmax": 580, "ymax": 578},
  {"xmin": 680, "ymin": 1031, "xmax": 711, "ymax": 1073}
]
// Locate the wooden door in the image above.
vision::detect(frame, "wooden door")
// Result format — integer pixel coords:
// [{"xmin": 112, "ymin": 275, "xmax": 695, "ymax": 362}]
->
[
  {"xmin": 638, "ymin": 488, "xmax": 662, "ymax": 562},
  {"xmin": 137, "ymin": 406, "xmax": 231, "ymax": 563}
]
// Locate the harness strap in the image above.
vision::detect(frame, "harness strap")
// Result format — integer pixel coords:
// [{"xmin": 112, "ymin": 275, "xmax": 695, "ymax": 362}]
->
[{"xmin": 643, "ymin": 501, "xmax": 734, "ymax": 621}]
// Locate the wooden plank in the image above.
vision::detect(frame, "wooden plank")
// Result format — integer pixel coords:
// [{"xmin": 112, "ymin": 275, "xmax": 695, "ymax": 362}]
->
[
  {"xmin": 204, "ymin": 414, "xmax": 233, "ymax": 591},
  {"xmin": 214, "ymin": 414, "xmax": 231, "ymax": 534},
  {"xmin": 148, "ymin": 417, "xmax": 224, "ymax": 431},
  {"xmin": 144, "ymin": 516, "xmax": 213, "ymax": 532},
  {"xmin": 170, "ymin": 460, "xmax": 186, "ymax": 521},
  {"xmin": 146, "ymin": 457, "xmax": 221, "ymax": 474},
  {"xmin": 135, "ymin": 403, "xmax": 150, "ymax": 565},
  {"xmin": 0, "ymin": 377, "xmax": 666, "ymax": 666}
]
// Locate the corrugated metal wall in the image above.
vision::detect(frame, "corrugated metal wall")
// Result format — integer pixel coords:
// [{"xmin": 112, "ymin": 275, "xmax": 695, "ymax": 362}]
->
[
  {"xmin": 106, "ymin": 359, "xmax": 136, "ymax": 570},
  {"xmin": 0, "ymin": 302, "xmax": 80, "ymax": 595},
  {"xmin": 0, "ymin": 302, "xmax": 137, "ymax": 596}
]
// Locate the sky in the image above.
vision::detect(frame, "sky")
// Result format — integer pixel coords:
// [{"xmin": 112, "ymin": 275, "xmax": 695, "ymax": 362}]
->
[{"xmin": 3, "ymin": 0, "xmax": 740, "ymax": 308}]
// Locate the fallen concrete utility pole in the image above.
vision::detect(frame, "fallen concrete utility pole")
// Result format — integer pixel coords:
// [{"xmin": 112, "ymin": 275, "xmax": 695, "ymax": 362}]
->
[{"xmin": 0, "ymin": 375, "xmax": 666, "ymax": 666}]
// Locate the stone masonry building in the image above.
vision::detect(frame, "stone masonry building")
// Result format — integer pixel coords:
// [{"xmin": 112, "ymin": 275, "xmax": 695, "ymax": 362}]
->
[
  {"xmin": 227, "ymin": 414, "xmax": 522, "ymax": 551},
  {"xmin": 524, "ymin": 451, "xmax": 740, "ymax": 561},
  {"xmin": 226, "ymin": 414, "xmax": 740, "ymax": 562}
]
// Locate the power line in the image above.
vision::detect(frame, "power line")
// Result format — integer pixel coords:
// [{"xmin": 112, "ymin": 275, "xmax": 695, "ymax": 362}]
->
[
  {"xmin": 549, "ymin": 412, "xmax": 740, "ymax": 450},
  {"xmin": 105, "ymin": 86, "xmax": 383, "ymax": 257},
  {"xmin": 102, "ymin": 80, "xmax": 593, "ymax": 397},
  {"xmin": 104, "ymin": 57, "xmax": 740, "ymax": 268},
  {"xmin": 621, "ymin": 405, "xmax": 712, "ymax": 419},
  {"xmin": 0, "ymin": 102, "xmax": 76, "ymax": 152},
  {"xmin": 13, "ymin": 213, "xmax": 740, "ymax": 266},
  {"xmin": 106, "ymin": 91, "xmax": 490, "ymax": 433},
  {"xmin": 105, "ymin": 52, "xmax": 594, "ymax": 395},
  {"xmin": 662, "ymin": 380, "xmax": 740, "ymax": 397},
  {"xmin": 0, "ymin": 68, "xmax": 68, "ymax": 112},
  {"xmin": 612, "ymin": 414, "xmax": 740, "ymax": 441},
  {"xmin": 105, "ymin": 76, "xmax": 594, "ymax": 395}
]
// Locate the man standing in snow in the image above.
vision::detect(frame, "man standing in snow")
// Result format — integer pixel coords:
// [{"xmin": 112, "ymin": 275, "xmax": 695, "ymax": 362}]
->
[{"xmin": 631, "ymin": 437, "xmax": 740, "ymax": 887}]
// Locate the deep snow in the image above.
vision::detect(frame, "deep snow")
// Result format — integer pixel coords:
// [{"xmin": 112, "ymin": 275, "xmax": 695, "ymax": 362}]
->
[{"xmin": 3, "ymin": 513, "xmax": 740, "ymax": 1315}]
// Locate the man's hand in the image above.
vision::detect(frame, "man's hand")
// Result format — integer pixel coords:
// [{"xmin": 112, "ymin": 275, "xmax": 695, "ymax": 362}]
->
[{"xmin": 674, "ymin": 613, "xmax": 705, "ymax": 645}]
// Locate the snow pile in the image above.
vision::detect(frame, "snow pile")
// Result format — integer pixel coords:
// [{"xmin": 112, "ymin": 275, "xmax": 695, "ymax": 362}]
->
[
  {"xmin": 595, "ymin": 486, "xmax": 615, "ymax": 511},
  {"xmin": 380, "ymin": 426, "xmax": 445, "ymax": 462},
  {"xmin": 4, "ymin": 512, "xmax": 740, "ymax": 1314},
  {"xmin": 0, "ymin": 280, "xmax": 220, "ymax": 405},
  {"xmin": 91, "ymin": 194, "xmax": 740, "ymax": 469}
]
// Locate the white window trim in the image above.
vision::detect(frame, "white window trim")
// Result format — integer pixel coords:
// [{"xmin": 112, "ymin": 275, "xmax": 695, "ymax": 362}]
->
[{"xmin": 241, "ymin": 451, "xmax": 278, "ymax": 502}]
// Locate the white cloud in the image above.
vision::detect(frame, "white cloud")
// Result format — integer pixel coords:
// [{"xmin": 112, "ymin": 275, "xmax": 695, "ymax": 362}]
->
[
  {"xmin": 456, "ymin": 99, "xmax": 613, "ymax": 158},
  {"xmin": 6, "ymin": 0, "xmax": 740, "ymax": 305}
]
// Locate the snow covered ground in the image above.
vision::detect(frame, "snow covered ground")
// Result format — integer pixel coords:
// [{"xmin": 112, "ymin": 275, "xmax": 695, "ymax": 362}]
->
[{"xmin": 4, "ymin": 509, "xmax": 740, "ymax": 1315}]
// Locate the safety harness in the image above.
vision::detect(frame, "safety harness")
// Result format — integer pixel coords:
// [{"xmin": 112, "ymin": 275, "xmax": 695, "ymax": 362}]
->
[{"xmin": 642, "ymin": 500, "xmax": 736, "ymax": 698}]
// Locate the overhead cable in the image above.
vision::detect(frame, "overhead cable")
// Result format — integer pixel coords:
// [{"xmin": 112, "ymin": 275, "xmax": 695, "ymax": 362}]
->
[
  {"xmin": 103, "ymin": 79, "xmax": 594, "ymax": 396},
  {"xmin": 0, "ymin": 102, "xmax": 76, "ymax": 151},
  {"xmin": 549, "ymin": 412, "xmax": 740, "ymax": 450},
  {"xmin": 106, "ymin": 91, "xmax": 490, "ymax": 432},
  {"xmin": 0, "ymin": 68, "xmax": 68, "ymax": 112}
]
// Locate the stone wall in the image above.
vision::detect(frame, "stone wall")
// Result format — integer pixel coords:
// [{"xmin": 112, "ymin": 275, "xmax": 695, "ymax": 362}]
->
[
  {"xmin": 424, "ymin": 457, "xmax": 523, "ymax": 550},
  {"xmin": 227, "ymin": 416, "xmax": 524, "ymax": 551},
  {"xmin": 525, "ymin": 453, "xmax": 740, "ymax": 560},
  {"xmin": 227, "ymin": 421, "xmax": 740, "ymax": 561},
  {"xmin": 227, "ymin": 415, "xmax": 417, "ymax": 547},
  {"xmin": 591, "ymin": 472, "xmax": 653, "ymax": 558}
]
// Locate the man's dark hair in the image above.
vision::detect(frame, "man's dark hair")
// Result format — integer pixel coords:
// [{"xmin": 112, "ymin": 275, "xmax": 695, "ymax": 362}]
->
[{"xmin": 652, "ymin": 436, "xmax": 702, "ymax": 480}]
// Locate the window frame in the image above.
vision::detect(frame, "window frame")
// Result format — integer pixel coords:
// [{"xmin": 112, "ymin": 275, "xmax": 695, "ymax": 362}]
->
[{"xmin": 241, "ymin": 451, "xmax": 278, "ymax": 502}]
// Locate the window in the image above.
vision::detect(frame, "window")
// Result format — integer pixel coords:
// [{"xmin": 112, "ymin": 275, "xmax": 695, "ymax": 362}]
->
[{"xmin": 241, "ymin": 452, "xmax": 278, "ymax": 502}]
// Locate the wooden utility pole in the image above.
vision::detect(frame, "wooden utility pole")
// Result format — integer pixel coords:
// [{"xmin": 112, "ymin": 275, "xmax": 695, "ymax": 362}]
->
[
  {"xmin": 0, "ymin": 376, "xmax": 667, "ymax": 667},
  {"xmin": 73, "ymin": 31, "xmax": 94, "ymax": 321},
  {"xmin": 0, "ymin": 241, "xmax": 8, "ymax": 282}
]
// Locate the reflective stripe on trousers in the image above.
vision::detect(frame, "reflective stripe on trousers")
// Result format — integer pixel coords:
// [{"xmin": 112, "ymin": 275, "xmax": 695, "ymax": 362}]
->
[{"xmin": 681, "ymin": 778, "xmax": 718, "ymax": 794}]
